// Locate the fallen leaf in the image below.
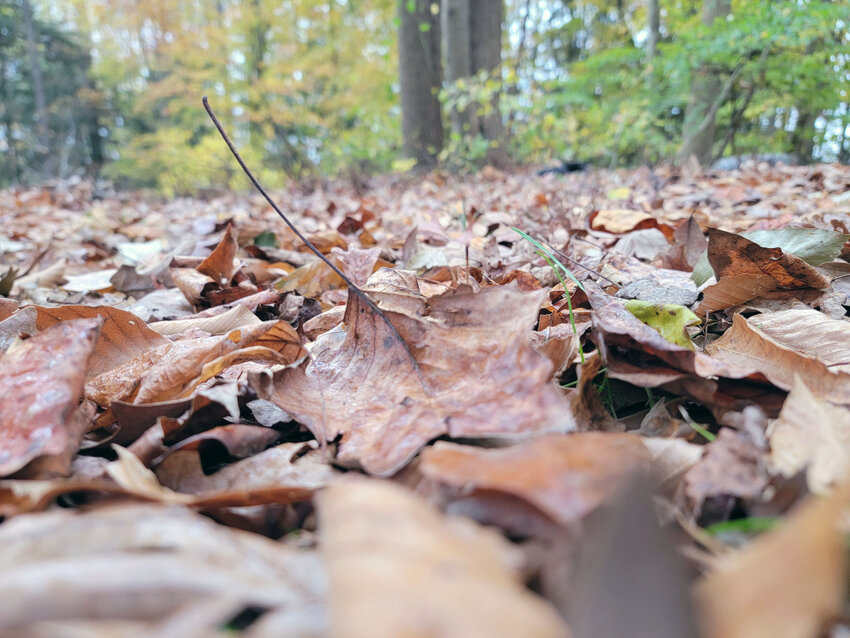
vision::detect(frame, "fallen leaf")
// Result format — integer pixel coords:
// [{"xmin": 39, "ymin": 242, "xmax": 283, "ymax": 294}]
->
[
  {"xmin": 706, "ymin": 314, "xmax": 850, "ymax": 405},
  {"xmin": 252, "ymin": 282, "xmax": 574, "ymax": 475},
  {"xmin": 318, "ymin": 477, "xmax": 568, "ymax": 638},
  {"xmin": 156, "ymin": 441, "xmax": 334, "ymax": 497},
  {"xmin": 767, "ymin": 377, "xmax": 850, "ymax": 493},
  {"xmin": 706, "ymin": 228, "xmax": 829, "ymax": 290},
  {"xmin": 196, "ymin": 222, "xmax": 240, "ymax": 283},
  {"xmin": 86, "ymin": 320, "xmax": 304, "ymax": 406},
  {"xmin": 625, "ymin": 300, "xmax": 700, "ymax": 350},
  {"xmin": 696, "ymin": 273, "xmax": 779, "ymax": 314},
  {"xmin": 747, "ymin": 308, "xmax": 850, "ymax": 373},
  {"xmin": 34, "ymin": 305, "xmax": 169, "ymax": 378},
  {"xmin": 0, "ymin": 318, "xmax": 101, "ymax": 477},
  {"xmin": 146, "ymin": 304, "xmax": 262, "ymax": 336}
]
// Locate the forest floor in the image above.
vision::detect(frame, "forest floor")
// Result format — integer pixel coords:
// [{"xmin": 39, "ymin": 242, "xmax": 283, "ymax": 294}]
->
[{"xmin": 1, "ymin": 161, "xmax": 849, "ymax": 636}]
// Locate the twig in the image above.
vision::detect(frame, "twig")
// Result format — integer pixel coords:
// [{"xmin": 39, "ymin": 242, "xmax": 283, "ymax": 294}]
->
[
  {"xmin": 539, "ymin": 238, "xmax": 620, "ymax": 286},
  {"xmin": 203, "ymin": 96, "xmax": 428, "ymax": 392}
]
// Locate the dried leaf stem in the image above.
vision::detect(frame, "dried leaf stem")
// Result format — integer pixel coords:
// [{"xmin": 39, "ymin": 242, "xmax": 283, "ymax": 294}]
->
[{"xmin": 202, "ymin": 96, "xmax": 427, "ymax": 391}]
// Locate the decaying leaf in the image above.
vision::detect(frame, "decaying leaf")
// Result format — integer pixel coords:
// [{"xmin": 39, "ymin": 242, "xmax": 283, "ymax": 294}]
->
[
  {"xmin": 0, "ymin": 318, "xmax": 101, "ymax": 477},
  {"xmin": 706, "ymin": 228, "xmax": 829, "ymax": 290},
  {"xmin": 318, "ymin": 477, "xmax": 569, "ymax": 638},
  {"xmin": 86, "ymin": 320, "xmax": 305, "ymax": 407}
]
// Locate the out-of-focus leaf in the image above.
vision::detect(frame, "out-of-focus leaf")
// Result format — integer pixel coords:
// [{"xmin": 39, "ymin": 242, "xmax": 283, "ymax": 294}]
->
[
  {"xmin": 0, "ymin": 503, "xmax": 327, "ymax": 634},
  {"xmin": 768, "ymin": 377, "xmax": 850, "ymax": 494},
  {"xmin": 696, "ymin": 273, "xmax": 778, "ymax": 314},
  {"xmin": 625, "ymin": 300, "xmax": 700, "ymax": 350},
  {"xmin": 197, "ymin": 222, "xmax": 239, "ymax": 283},
  {"xmin": 253, "ymin": 230, "xmax": 278, "ymax": 247},
  {"xmin": 0, "ymin": 267, "xmax": 17, "ymax": 296},
  {"xmin": 419, "ymin": 434, "xmax": 650, "ymax": 527},
  {"xmin": 318, "ymin": 477, "xmax": 568, "ymax": 638},
  {"xmin": 694, "ymin": 482, "xmax": 850, "ymax": 638}
]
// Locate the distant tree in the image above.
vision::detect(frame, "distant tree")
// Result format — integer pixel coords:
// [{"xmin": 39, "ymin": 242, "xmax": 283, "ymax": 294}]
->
[
  {"xmin": 677, "ymin": 0, "xmax": 731, "ymax": 166},
  {"xmin": 399, "ymin": 0, "xmax": 443, "ymax": 168},
  {"xmin": 646, "ymin": 0, "xmax": 660, "ymax": 62},
  {"xmin": 441, "ymin": 0, "xmax": 506, "ymax": 165}
]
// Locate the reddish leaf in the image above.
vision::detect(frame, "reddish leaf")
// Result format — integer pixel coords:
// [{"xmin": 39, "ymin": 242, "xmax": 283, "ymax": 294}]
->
[{"xmin": 0, "ymin": 318, "xmax": 101, "ymax": 476}]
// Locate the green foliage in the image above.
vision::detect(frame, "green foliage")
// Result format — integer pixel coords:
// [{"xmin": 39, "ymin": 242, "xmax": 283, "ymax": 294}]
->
[{"xmin": 5, "ymin": 0, "xmax": 848, "ymax": 191}]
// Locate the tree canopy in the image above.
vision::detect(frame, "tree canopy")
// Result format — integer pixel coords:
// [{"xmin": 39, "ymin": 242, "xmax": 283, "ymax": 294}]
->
[{"xmin": 1, "ymin": 0, "xmax": 847, "ymax": 192}]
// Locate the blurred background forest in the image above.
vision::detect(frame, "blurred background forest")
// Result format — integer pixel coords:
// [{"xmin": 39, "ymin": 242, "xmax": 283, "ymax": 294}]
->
[{"xmin": 0, "ymin": 0, "xmax": 847, "ymax": 194}]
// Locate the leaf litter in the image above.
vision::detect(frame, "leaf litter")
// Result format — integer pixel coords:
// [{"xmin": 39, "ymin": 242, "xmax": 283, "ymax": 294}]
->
[{"xmin": 0, "ymin": 157, "xmax": 848, "ymax": 635}]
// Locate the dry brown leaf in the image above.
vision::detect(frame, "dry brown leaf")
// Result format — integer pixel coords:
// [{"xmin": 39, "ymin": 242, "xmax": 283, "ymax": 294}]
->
[
  {"xmin": 0, "ymin": 318, "xmax": 101, "ymax": 477},
  {"xmin": 0, "ymin": 503, "xmax": 326, "ymax": 634},
  {"xmin": 318, "ymin": 477, "xmax": 568, "ymax": 638},
  {"xmin": 108, "ymin": 445, "xmax": 318, "ymax": 508},
  {"xmin": 156, "ymin": 441, "xmax": 334, "ymax": 497},
  {"xmin": 747, "ymin": 308, "xmax": 850, "ymax": 373},
  {"xmin": 330, "ymin": 246, "xmax": 382, "ymax": 287},
  {"xmin": 33, "ymin": 305, "xmax": 169, "ymax": 378},
  {"xmin": 694, "ymin": 483, "xmax": 849, "ymax": 638},
  {"xmin": 170, "ymin": 266, "xmax": 215, "ymax": 306},
  {"xmin": 196, "ymin": 222, "xmax": 240, "ymax": 283},
  {"xmin": 0, "ymin": 298, "xmax": 17, "ymax": 321},
  {"xmin": 707, "ymin": 228, "xmax": 830, "ymax": 289},
  {"xmin": 590, "ymin": 208, "xmax": 674, "ymax": 240},
  {"xmin": 252, "ymin": 283, "xmax": 574, "ymax": 475},
  {"xmin": 276, "ymin": 260, "xmax": 345, "ymax": 299},
  {"xmin": 768, "ymin": 377, "xmax": 850, "ymax": 493},
  {"xmin": 146, "ymin": 304, "xmax": 262, "ymax": 336},
  {"xmin": 86, "ymin": 320, "xmax": 304, "ymax": 406},
  {"xmin": 706, "ymin": 314, "xmax": 850, "ymax": 405},
  {"xmin": 419, "ymin": 434, "xmax": 650, "ymax": 527},
  {"xmin": 697, "ymin": 273, "xmax": 779, "ymax": 314}
]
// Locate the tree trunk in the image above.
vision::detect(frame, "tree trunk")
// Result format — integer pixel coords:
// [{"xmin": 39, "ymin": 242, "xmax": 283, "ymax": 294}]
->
[
  {"xmin": 647, "ymin": 0, "xmax": 660, "ymax": 62},
  {"xmin": 442, "ymin": 0, "xmax": 471, "ymax": 137},
  {"xmin": 470, "ymin": 0, "xmax": 505, "ymax": 158},
  {"xmin": 399, "ymin": 0, "xmax": 443, "ymax": 168},
  {"xmin": 677, "ymin": 0, "xmax": 730, "ymax": 167},
  {"xmin": 22, "ymin": 0, "xmax": 53, "ymax": 178}
]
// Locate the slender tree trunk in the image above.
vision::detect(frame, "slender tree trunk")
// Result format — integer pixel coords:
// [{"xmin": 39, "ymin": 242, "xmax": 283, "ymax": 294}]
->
[
  {"xmin": 399, "ymin": 0, "xmax": 443, "ymax": 168},
  {"xmin": 22, "ymin": 0, "xmax": 53, "ymax": 178},
  {"xmin": 0, "ymin": 50, "xmax": 20, "ymax": 183},
  {"xmin": 677, "ymin": 0, "xmax": 730, "ymax": 167},
  {"xmin": 442, "ymin": 0, "xmax": 471, "ymax": 137},
  {"xmin": 647, "ymin": 0, "xmax": 660, "ymax": 62},
  {"xmin": 469, "ymin": 0, "xmax": 505, "ymax": 157}
]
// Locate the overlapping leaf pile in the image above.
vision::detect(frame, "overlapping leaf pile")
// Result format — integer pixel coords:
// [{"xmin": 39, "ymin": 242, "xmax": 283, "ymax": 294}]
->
[{"xmin": 0, "ymin": 161, "xmax": 849, "ymax": 637}]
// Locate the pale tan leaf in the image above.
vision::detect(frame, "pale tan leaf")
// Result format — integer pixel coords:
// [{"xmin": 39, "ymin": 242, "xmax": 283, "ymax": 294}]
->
[
  {"xmin": 748, "ymin": 308, "xmax": 850, "ymax": 373},
  {"xmin": 706, "ymin": 314, "xmax": 850, "ymax": 404},
  {"xmin": 318, "ymin": 477, "xmax": 568, "ymax": 638},
  {"xmin": 768, "ymin": 377, "xmax": 850, "ymax": 493},
  {"xmin": 146, "ymin": 304, "xmax": 262, "ymax": 336}
]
